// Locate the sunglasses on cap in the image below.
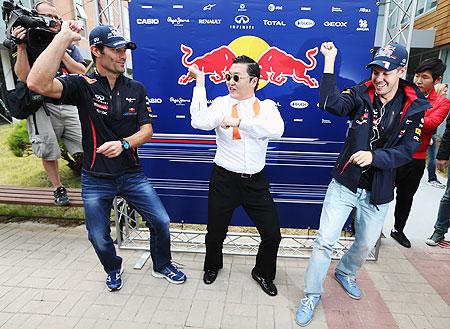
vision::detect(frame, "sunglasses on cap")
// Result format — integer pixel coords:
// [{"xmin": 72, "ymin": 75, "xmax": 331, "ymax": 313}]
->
[{"xmin": 225, "ymin": 72, "xmax": 254, "ymax": 82}]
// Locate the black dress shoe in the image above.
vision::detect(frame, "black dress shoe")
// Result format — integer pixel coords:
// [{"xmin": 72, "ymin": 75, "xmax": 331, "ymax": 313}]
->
[
  {"xmin": 203, "ymin": 269, "xmax": 218, "ymax": 284},
  {"xmin": 251, "ymin": 268, "xmax": 277, "ymax": 296},
  {"xmin": 390, "ymin": 229, "xmax": 411, "ymax": 248}
]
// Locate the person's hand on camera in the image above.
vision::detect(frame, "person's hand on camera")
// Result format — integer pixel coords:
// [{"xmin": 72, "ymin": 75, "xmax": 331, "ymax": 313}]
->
[{"xmin": 11, "ymin": 26, "xmax": 27, "ymax": 48}]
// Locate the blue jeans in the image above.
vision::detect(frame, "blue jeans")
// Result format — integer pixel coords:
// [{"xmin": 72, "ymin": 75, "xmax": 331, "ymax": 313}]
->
[
  {"xmin": 427, "ymin": 135, "xmax": 437, "ymax": 182},
  {"xmin": 304, "ymin": 179, "xmax": 389, "ymax": 295},
  {"xmin": 82, "ymin": 170, "xmax": 172, "ymax": 273},
  {"xmin": 434, "ymin": 163, "xmax": 450, "ymax": 234}
]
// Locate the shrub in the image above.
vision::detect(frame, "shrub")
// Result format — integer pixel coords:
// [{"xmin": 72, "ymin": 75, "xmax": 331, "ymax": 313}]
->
[{"xmin": 7, "ymin": 120, "xmax": 31, "ymax": 157}]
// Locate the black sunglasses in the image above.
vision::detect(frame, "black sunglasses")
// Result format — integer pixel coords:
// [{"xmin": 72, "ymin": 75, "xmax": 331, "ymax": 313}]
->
[{"xmin": 225, "ymin": 72, "xmax": 254, "ymax": 82}]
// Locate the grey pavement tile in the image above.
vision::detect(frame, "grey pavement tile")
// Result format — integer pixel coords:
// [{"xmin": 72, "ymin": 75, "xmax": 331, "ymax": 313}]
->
[
  {"xmin": 221, "ymin": 314, "xmax": 256, "ymax": 329},
  {"xmin": 274, "ymin": 305, "xmax": 295, "ymax": 329},
  {"xmin": 19, "ymin": 314, "xmax": 48, "ymax": 329},
  {"xmin": 83, "ymin": 304, "xmax": 123, "ymax": 320},
  {"xmin": 51, "ymin": 291, "xmax": 84, "ymax": 316},
  {"xmin": 186, "ymin": 300, "xmax": 208, "ymax": 328},
  {"xmin": 0, "ymin": 313, "xmax": 31, "ymax": 329},
  {"xmin": 150, "ymin": 310, "xmax": 189, "ymax": 326},
  {"xmin": 37, "ymin": 315, "xmax": 80, "ymax": 329},
  {"xmin": 117, "ymin": 295, "xmax": 146, "ymax": 322},
  {"xmin": 409, "ymin": 314, "xmax": 434, "ymax": 329},
  {"xmin": 67, "ymin": 291, "xmax": 100, "ymax": 317},
  {"xmin": 20, "ymin": 300, "xmax": 59, "ymax": 314},
  {"xmin": 73, "ymin": 318, "xmax": 98, "ymax": 329},
  {"xmin": 133, "ymin": 296, "xmax": 160, "ymax": 323},
  {"xmin": 2, "ymin": 287, "xmax": 41, "ymax": 313},
  {"xmin": 203, "ymin": 301, "xmax": 225, "ymax": 329},
  {"xmin": 0, "ymin": 312, "xmax": 12, "ymax": 326},
  {"xmin": 257, "ymin": 304, "xmax": 274, "ymax": 329},
  {"xmin": 110, "ymin": 320, "xmax": 149, "ymax": 329}
]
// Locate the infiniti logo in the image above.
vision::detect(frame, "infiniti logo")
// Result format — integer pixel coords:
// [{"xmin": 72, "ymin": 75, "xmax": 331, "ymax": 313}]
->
[{"xmin": 235, "ymin": 15, "xmax": 249, "ymax": 24}]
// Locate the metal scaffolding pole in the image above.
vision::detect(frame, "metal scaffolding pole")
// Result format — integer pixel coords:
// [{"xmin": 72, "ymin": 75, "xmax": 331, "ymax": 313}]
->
[{"xmin": 380, "ymin": 0, "xmax": 418, "ymax": 73}]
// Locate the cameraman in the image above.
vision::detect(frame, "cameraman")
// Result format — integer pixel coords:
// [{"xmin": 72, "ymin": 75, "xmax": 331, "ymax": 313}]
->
[{"xmin": 11, "ymin": 0, "xmax": 85, "ymax": 205}]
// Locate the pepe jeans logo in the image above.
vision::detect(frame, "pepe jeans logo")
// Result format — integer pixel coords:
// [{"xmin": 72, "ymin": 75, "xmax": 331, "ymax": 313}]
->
[
  {"xmin": 167, "ymin": 17, "xmax": 190, "ymax": 26},
  {"xmin": 170, "ymin": 97, "xmax": 190, "ymax": 105}
]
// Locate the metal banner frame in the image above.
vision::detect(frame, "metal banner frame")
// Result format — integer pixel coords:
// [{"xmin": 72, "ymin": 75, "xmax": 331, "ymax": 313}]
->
[{"xmin": 114, "ymin": 198, "xmax": 380, "ymax": 269}]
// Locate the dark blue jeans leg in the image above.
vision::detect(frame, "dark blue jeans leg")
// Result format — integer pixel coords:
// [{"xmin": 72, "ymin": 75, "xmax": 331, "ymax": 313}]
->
[
  {"xmin": 82, "ymin": 172, "xmax": 121, "ymax": 273},
  {"xmin": 427, "ymin": 135, "xmax": 437, "ymax": 182},
  {"xmin": 118, "ymin": 171, "xmax": 172, "ymax": 271},
  {"xmin": 434, "ymin": 163, "xmax": 450, "ymax": 234}
]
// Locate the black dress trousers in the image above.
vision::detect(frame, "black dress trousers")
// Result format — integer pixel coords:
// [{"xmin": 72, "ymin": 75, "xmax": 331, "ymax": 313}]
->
[{"xmin": 204, "ymin": 165, "xmax": 282, "ymax": 280}]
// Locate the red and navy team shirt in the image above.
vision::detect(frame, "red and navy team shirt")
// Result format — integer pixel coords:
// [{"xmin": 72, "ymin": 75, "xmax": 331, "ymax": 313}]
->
[{"xmin": 56, "ymin": 70, "xmax": 155, "ymax": 178}]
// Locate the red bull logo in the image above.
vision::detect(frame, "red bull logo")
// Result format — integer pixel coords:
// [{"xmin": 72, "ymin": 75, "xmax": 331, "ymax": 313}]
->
[
  {"xmin": 257, "ymin": 47, "xmax": 318, "ymax": 87},
  {"xmin": 178, "ymin": 44, "xmax": 236, "ymax": 85},
  {"xmin": 178, "ymin": 36, "xmax": 319, "ymax": 89}
]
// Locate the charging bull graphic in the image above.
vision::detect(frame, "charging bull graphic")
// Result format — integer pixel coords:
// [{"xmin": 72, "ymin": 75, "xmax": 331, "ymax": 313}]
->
[
  {"xmin": 257, "ymin": 47, "xmax": 319, "ymax": 88},
  {"xmin": 178, "ymin": 44, "xmax": 236, "ymax": 85},
  {"xmin": 178, "ymin": 43, "xmax": 319, "ymax": 89}
]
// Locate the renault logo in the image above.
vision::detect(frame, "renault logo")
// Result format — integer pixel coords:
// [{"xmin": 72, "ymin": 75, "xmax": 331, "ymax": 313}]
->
[{"xmin": 235, "ymin": 15, "xmax": 249, "ymax": 24}]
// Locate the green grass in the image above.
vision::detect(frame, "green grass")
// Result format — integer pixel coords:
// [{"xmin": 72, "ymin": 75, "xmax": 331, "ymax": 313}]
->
[{"xmin": 0, "ymin": 123, "xmax": 84, "ymax": 219}]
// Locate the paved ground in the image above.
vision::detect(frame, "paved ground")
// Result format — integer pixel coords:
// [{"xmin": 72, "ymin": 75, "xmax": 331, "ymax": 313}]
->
[{"xmin": 0, "ymin": 178, "xmax": 449, "ymax": 328}]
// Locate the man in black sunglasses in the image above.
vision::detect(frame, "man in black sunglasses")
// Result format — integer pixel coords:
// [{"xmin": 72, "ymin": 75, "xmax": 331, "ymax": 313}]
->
[{"xmin": 187, "ymin": 55, "xmax": 284, "ymax": 296}]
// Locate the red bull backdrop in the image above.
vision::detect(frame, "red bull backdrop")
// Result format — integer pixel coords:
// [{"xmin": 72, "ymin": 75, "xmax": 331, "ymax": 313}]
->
[{"xmin": 129, "ymin": 1, "xmax": 379, "ymax": 229}]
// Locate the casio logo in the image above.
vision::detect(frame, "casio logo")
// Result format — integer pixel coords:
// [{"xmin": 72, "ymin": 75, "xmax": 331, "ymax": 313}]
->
[{"xmin": 126, "ymin": 97, "xmax": 136, "ymax": 102}]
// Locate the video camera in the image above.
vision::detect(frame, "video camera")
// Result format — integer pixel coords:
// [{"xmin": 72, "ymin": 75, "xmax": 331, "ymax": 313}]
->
[{"xmin": 1, "ymin": 0, "xmax": 58, "ymax": 50}]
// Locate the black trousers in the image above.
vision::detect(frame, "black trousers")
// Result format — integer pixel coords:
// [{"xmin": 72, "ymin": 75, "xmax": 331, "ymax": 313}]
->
[
  {"xmin": 394, "ymin": 159, "xmax": 426, "ymax": 232},
  {"xmin": 204, "ymin": 165, "xmax": 281, "ymax": 280}
]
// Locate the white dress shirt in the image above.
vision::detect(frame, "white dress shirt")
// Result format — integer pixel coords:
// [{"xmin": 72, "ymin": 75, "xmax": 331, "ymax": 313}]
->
[{"xmin": 190, "ymin": 86, "xmax": 284, "ymax": 174}]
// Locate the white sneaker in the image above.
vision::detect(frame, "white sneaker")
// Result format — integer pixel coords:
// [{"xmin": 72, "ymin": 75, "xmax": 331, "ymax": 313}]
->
[{"xmin": 428, "ymin": 180, "xmax": 446, "ymax": 189}]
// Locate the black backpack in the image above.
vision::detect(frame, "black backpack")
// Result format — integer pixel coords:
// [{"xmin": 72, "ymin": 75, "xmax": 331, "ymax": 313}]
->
[{"xmin": 7, "ymin": 81, "xmax": 44, "ymax": 119}]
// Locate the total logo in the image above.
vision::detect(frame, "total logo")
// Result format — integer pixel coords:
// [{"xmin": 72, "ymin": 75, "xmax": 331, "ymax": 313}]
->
[
  {"xmin": 359, "ymin": 7, "xmax": 371, "ymax": 13},
  {"xmin": 268, "ymin": 4, "xmax": 283, "ymax": 12},
  {"xmin": 295, "ymin": 18, "xmax": 315, "ymax": 29},
  {"xmin": 238, "ymin": 3, "xmax": 246, "ymax": 12},
  {"xmin": 199, "ymin": 18, "xmax": 222, "ymax": 25},
  {"xmin": 230, "ymin": 15, "xmax": 255, "ymax": 30},
  {"xmin": 290, "ymin": 100, "xmax": 309, "ymax": 109},
  {"xmin": 136, "ymin": 18, "xmax": 159, "ymax": 25},
  {"xmin": 167, "ymin": 16, "xmax": 190, "ymax": 27},
  {"xmin": 263, "ymin": 19, "xmax": 286, "ymax": 27},
  {"xmin": 170, "ymin": 97, "xmax": 190, "ymax": 106},
  {"xmin": 147, "ymin": 98, "xmax": 163, "ymax": 104},
  {"xmin": 323, "ymin": 21, "xmax": 348, "ymax": 27},
  {"xmin": 357, "ymin": 19, "xmax": 369, "ymax": 31}
]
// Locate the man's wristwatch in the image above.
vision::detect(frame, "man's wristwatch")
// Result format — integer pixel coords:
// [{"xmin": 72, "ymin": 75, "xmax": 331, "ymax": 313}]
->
[{"xmin": 120, "ymin": 139, "xmax": 130, "ymax": 150}]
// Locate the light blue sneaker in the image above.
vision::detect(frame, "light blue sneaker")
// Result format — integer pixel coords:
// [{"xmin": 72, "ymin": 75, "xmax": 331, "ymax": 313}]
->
[
  {"xmin": 106, "ymin": 262, "xmax": 124, "ymax": 291},
  {"xmin": 295, "ymin": 295, "xmax": 320, "ymax": 327},
  {"xmin": 334, "ymin": 272, "xmax": 361, "ymax": 299},
  {"xmin": 152, "ymin": 263, "xmax": 186, "ymax": 284}
]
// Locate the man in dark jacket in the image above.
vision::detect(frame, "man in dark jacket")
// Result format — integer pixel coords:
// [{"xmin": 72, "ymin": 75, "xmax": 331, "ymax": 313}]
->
[{"xmin": 295, "ymin": 41, "xmax": 429, "ymax": 327}]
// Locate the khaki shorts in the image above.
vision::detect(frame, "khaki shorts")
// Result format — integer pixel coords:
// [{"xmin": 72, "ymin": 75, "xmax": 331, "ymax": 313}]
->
[{"xmin": 26, "ymin": 102, "xmax": 83, "ymax": 161}]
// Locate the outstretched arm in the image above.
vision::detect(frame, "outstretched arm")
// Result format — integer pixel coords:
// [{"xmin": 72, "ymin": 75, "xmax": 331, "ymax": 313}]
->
[
  {"xmin": 27, "ymin": 20, "xmax": 82, "ymax": 99},
  {"xmin": 188, "ymin": 64, "xmax": 224, "ymax": 130}
]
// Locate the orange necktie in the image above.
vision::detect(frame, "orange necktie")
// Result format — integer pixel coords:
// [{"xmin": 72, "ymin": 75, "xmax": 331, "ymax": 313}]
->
[{"xmin": 231, "ymin": 100, "xmax": 260, "ymax": 140}]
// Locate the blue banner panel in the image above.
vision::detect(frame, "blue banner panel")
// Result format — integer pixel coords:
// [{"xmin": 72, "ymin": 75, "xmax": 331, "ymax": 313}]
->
[{"xmin": 129, "ymin": 1, "xmax": 379, "ymax": 228}]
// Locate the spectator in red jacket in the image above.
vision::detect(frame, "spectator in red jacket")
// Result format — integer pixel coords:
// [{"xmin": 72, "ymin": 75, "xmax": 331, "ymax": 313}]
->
[{"xmin": 391, "ymin": 59, "xmax": 450, "ymax": 248}]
